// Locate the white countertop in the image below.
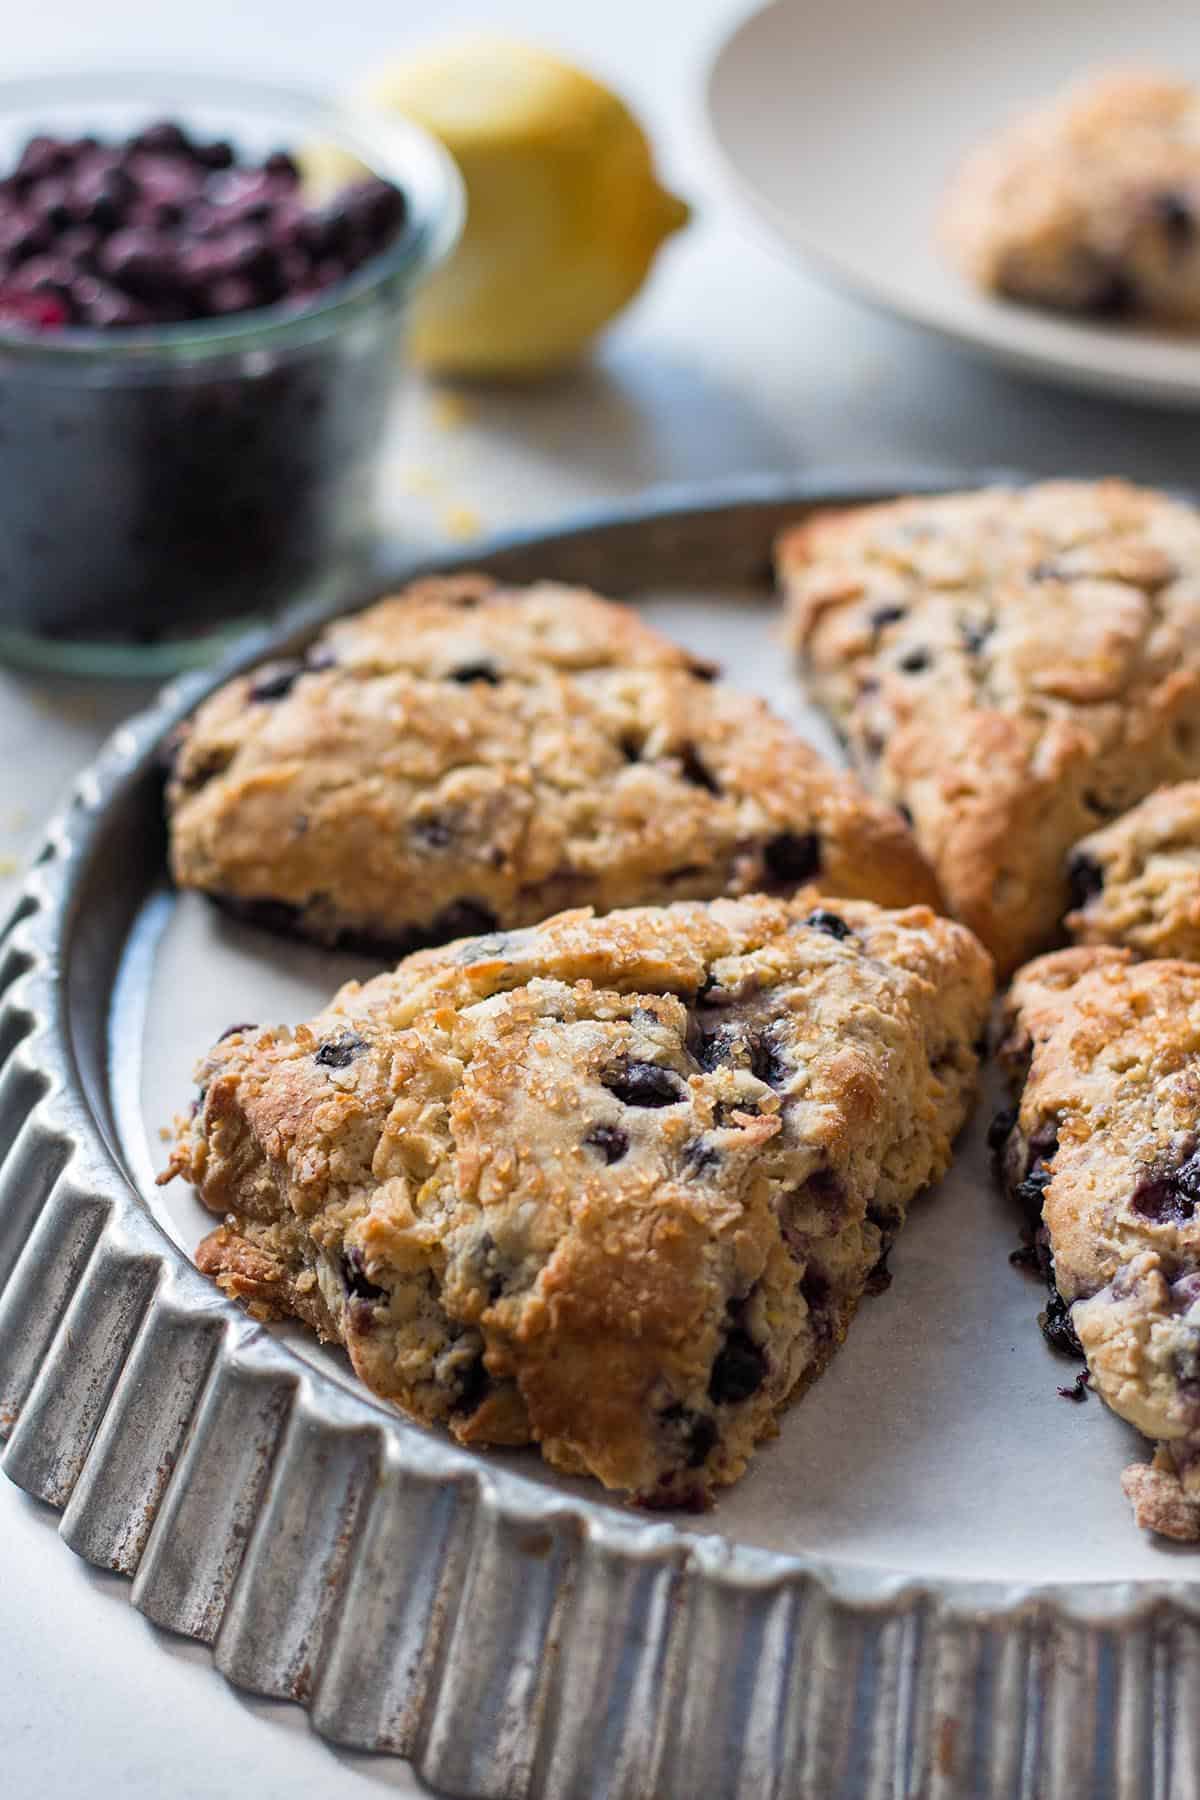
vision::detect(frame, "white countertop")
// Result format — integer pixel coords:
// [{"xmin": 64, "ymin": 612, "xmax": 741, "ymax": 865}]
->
[{"xmin": 3, "ymin": 1, "xmax": 1197, "ymax": 1794}]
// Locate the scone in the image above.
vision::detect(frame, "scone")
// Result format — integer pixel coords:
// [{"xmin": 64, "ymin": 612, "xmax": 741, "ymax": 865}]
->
[
  {"xmin": 943, "ymin": 68, "xmax": 1200, "ymax": 324},
  {"xmin": 166, "ymin": 573, "xmax": 936, "ymax": 952},
  {"xmin": 161, "ymin": 894, "xmax": 992, "ymax": 1507},
  {"xmin": 777, "ymin": 479, "xmax": 1200, "ymax": 978},
  {"xmin": 997, "ymin": 946, "xmax": 1200, "ymax": 1540},
  {"xmin": 1067, "ymin": 781, "xmax": 1200, "ymax": 961}
]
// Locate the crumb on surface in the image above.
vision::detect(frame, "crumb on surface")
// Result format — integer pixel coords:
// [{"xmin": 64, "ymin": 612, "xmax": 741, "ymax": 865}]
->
[
  {"xmin": 430, "ymin": 389, "xmax": 476, "ymax": 431},
  {"xmin": 442, "ymin": 504, "xmax": 484, "ymax": 540}
]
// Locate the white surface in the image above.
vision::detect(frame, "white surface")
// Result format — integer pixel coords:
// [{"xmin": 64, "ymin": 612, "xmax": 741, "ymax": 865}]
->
[
  {"xmin": 710, "ymin": 0, "xmax": 1200, "ymax": 406},
  {"xmin": 4, "ymin": 0, "xmax": 1200, "ymax": 1794}
]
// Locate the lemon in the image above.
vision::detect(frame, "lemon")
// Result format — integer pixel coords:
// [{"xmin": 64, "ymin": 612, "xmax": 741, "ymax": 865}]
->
[{"xmin": 355, "ymin": 37, "xmax": 690, "ymax": 377}]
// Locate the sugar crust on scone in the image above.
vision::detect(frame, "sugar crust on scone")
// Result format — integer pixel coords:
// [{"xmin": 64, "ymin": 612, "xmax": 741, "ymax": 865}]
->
[
  {"xmin": 162, "ymin": 893, "xmax": 992, "ymax": 1508},
  {"xmin": 166, "ymin": 573, "xmax": 937, "ymax": 952},
  {"xmin": 778, "ymin": 479, "xmax": 1200, "ymax": 978}
]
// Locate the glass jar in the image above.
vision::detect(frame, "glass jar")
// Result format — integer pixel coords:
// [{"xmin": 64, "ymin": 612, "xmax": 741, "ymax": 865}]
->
[{"xmin": 0, "ymin": 68, "xmax": 462, "ymax": 675}]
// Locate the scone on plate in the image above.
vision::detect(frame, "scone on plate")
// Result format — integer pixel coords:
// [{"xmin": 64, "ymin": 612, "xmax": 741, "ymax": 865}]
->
[
  {"xmin": 161, "ymin": 893, "xmax": 992, "ymax": 1507},
  {"xmin": 943, "ymin": 68, "xmax": 1200, "ymax": 324},
  {"xmin": 1067, "ymin": 781, "xmax": 1200, "ymax": 961},
  {"xmin": 166, "ymin": 573, "xmax": 937, "ymax": 953},
  {"xmin": 777, "ymin": 479, "xmax": 1200, "ymax": 978},
  {"xmin": 998, "ymin": 946, "xmax": 1200, "ymax": 1540}
]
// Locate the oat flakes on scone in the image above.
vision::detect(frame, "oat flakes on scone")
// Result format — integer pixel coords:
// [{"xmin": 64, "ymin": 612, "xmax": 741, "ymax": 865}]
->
[
  {"xmin": 166, "ymin": 573, "xmax": 936, "ymax": 953},
  {"xmin": 161, "ymin": 893, "xmax": 992, "ymax": 1507},
  {"xmin": 777, "ymin": 478, "xmax": 1200, "ymax": 978},
  {"xmin": 943, "ymin": 68, "xmax": 1200, "ymax": 323},
  {"xmin": 998, "ymin": 945, "xmax": 1200, "ymax": 1540},
  {"xmin": 1066, "ymin": 781, "xmax": 1200, "ymax": 962}
]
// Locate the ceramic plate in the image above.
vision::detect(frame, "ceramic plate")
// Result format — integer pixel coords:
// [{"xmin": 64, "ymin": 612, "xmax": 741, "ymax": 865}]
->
[{"xmin": 707, "ymin": 0, "xmax": 1200, "ymax": 406}]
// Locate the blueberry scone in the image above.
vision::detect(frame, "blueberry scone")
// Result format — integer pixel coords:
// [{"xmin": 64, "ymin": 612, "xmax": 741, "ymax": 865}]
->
[
  {"xmin": 166, "ymin": 574, "xmax": 936, "ymax": 952},
  {"xmin": 777, "ymin": 479, "xmax": 1200, "ymax": 978},
  {"xmin": 1067, "ymin": 782, "xmax": 1200, "ymax": 962},
  {"xmin": 997, "ymin": 945, "xmax": 1200, "ymax": 1540},
  {"xmin": 943, "ymin": 69, "xmax": 1200, "ymax": 324},
  {"xmin": 161, "ymin": 894, "xmax": 992, "ymax": 1507}
]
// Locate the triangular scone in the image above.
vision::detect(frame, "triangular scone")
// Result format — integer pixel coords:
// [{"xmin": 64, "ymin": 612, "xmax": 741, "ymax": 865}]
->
[
  {"xmin": 777, "ymin": 480, "xmax": 1200, "ymax": 978},
  {"xmin": 162, "ymin": 894, "xmax": 992, "ymax": 1507},
  {"xmin": 943, "ymin": 69, "xmax": 1200, "ymax": 324},
  {"xmin": 1066, "ymin": 780, "xmax": 1200, "ymax": 962},
  {"xmin": 166, "ymin": 573, "xmax": 936, "ymax": 953},
  {"xmin": 998, "ymin": 947, "xmax": 1200, "ymax": 1539}
]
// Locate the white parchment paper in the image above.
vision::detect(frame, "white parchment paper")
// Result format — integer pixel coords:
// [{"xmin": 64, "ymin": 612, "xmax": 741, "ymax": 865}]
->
[{"xmin": 117, "ymin": 585, "xmax": 1191, "ymax": 1584}]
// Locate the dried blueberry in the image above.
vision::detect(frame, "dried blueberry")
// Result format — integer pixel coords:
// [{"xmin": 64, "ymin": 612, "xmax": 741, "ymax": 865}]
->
[
  {"xmin": 1085, "ymin": 269, "xmax": 1136, "ymax": 318},
  {"xmin": 248, "ymin": 657, "xmax": 304, "ymax": 702},
  {"xmin": 763, "ymin": 830, "xmax": 821, "ymax": 884},
  {"xmin": 869, "ymin": 603, "xmax": 906, "ymax": 632},
  {"xmin": 800, "ymin": 1265, "xmax": 831, "ymax": 1310},
  {"xmin": 681, "ymin": 1138, "xmax": 721, "ymax": 1175},
  {"xmin": 448, "ymin": 660, "xmax": 501, "ymax": 685},
  {"xmin": 678, "ymin": 742, "xmax": 721, "ymax": 795},
  {"xmin": 314, "ymin": 1030, "xmax": 367, "ymax": 1069},
  {"xmin": 864, "ymin": 1248, "xmax": 892, "ymax": 1296},
  {"xmin": 584, "ymin": 1123, "xmax": 629, "ymax": 1164},
  {"xmin": 452, "ymin": 1354, "xmax": 490, "ymax": 1416},
  {"xmin": 216, "ymin": 1020, "xmax": 256, "ymax": 1042},
  {"xmin": 436, "ymin": 904, "xmax": 499, "ymax": 947},
  {"xmin": 1130, "ymin": 1146, "xmax": 1200, "ymax": 1225},
  {"xmin": 1057, "ymin": 1370, "xmax": 1090, "ymax": 1402},
  {"xmin": 342, "ymin": 1248, "xmax": 386, "ymax": 1302},
  {"xmin": 804, "ymin": 908, "xmax": 851, "ymax": 940},
  {"xmin": 414, "ymin": 816, "xmax": 455, "ymax": 850},
  {"xmin": 1067, "ymin": 852, "xmax": 1104, "ymax": 910},
  {"xmin": 1155, "ymin": 189, "xmax": 1195, "ymax": 249},
  {"xmin": 898, "ymin": 648, "xmax": 931, "ymax": 674},
  {"xmin": 1040, "ymin": 1283, "xmax": 1084, "ymax": 1359},
  {"xmin": 708, "ymin": 1328, "xmax": 767, "ymax": 1404},
  {"xmin": 603, "ymin": 1062, "xmax": 685, "ymax": 1108},
  {"xmin": 660, "ymin": 1403, "xmax": 717, "ymax": 1468},
  {"xmin": 1015, "ymin": 1163, "xmax": 1054, "ymax": 1218}
]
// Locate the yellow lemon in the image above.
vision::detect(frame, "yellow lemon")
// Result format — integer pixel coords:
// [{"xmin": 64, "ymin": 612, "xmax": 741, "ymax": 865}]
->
[{"xmin": 356, "ymin": 37, "xmax": 690, "ymax": 377}]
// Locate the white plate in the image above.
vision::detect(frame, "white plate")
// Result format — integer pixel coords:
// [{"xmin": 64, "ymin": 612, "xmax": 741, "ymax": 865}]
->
[{"xmin": 706, "ymin": 0, "xmax": 1200, "ymax": 407}]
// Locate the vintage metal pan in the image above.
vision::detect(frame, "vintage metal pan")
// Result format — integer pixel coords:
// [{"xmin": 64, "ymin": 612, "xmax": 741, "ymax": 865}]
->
[{"xmin": 2, "ymin": 471, "xmax": 1194, "ymax": 1800}]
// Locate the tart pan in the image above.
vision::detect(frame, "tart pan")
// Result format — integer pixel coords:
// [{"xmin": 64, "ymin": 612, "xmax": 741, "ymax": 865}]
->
[{"xmin": 2, "ymin": 471, "xmax": 1196, "ymax": 1800}]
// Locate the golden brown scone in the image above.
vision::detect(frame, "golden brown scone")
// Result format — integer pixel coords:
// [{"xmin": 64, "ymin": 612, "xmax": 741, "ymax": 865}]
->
[
  {"xmin": 1066, "ymin": 781, "xmax": 1200, "ymax": 961},
  {"xmin": 777, "ymin": 479, "xmax": 1200, "ymax": 978},
  {"xmin": 943, "ymin": 68, "xmax": 1200, "ymax": 323},
  {"xmin": 166, "ymin": 573, "xmax": 936, "ymax": 952},
  {"xmin": 161, "ymin": 893, "xmax": 992, "ymax": 1507},
  {"xmin": 997, "ymin": 946, "xmax": 1200, "ymax": 1540}
]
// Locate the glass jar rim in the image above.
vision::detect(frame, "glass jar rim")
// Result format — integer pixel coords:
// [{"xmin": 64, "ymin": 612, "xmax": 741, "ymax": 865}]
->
[{"xmin": 0, "ymin": 64, "xmax": 463, "ymax": 363}]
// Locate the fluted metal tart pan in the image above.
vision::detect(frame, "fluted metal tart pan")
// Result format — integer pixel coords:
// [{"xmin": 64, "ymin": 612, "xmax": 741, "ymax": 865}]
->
[{"xmin": 3, "ymin": 471, "xmax": 1198, "ymax": 1800}]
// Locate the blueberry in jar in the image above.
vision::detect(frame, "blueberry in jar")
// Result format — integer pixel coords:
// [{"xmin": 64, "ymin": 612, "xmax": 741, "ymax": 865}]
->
[
  {"xmin": 0, "ymin": 126, "xmax": 407, "ymax": 329},
  {"xmin": 0, "ymin": 96, "xmax": 429, "ymax": 658}
]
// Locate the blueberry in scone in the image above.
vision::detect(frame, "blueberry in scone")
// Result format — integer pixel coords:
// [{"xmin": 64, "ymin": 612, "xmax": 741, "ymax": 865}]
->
[
  {"xmin": 165, "ymin": 574, "xmax": 937, "ymax": 953},
  {"xmin": 160, "ymin": 893, "xmax": 992, "ymax": 1507},
  {"xmin": 1066, "ymin": 781, "xmax": 1200, "ymax": 962},
  {"xmin": 998, "ymin": 945, "xmax": 1200, "ymax": 1540},
  {"xmin": 943, "ymin": 69, "xmax": 1200, "ymax": 324},
  {"xmin": 777, "ymin": 479, "xmax": 1200, "ymax": 977}
]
